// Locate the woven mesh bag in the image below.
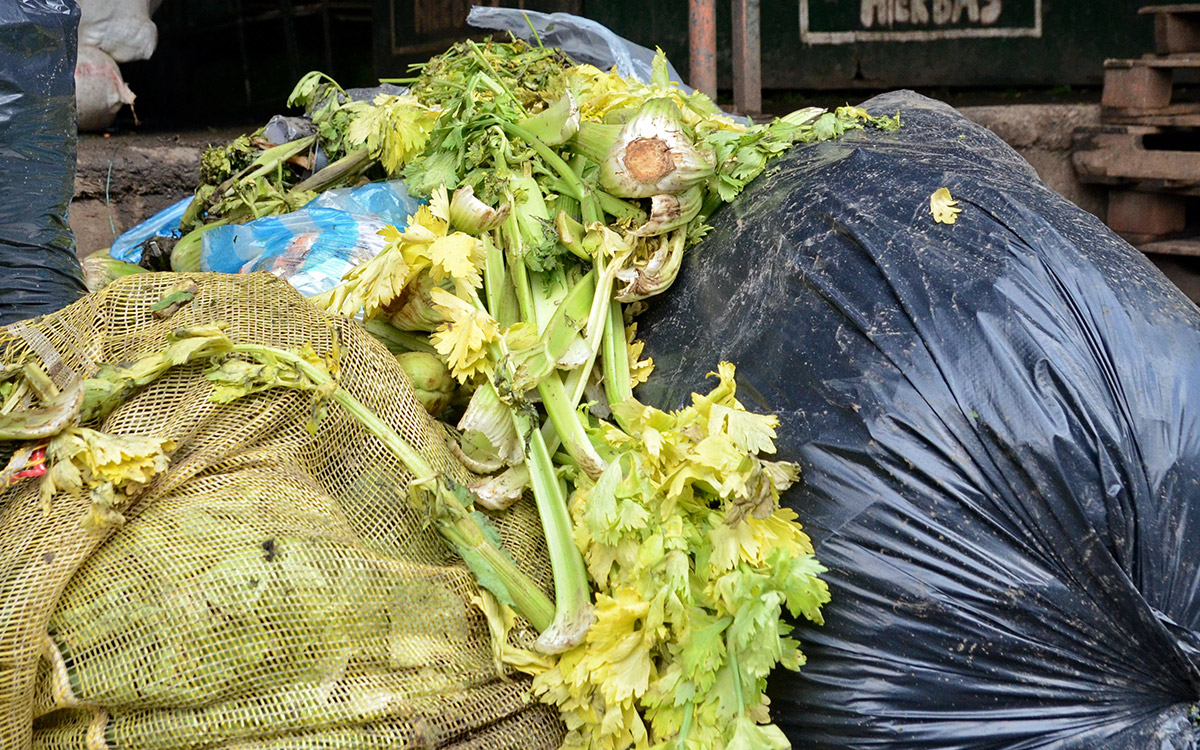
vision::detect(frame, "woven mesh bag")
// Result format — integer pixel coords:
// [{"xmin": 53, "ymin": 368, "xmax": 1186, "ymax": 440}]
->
[{"xmin": 0, "ymin": 272, "xmax": 563, "ymax": 749}]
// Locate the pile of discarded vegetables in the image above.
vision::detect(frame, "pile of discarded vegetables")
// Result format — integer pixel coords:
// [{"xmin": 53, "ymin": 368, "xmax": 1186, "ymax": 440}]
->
[{"xmin": 81, "ymin": 36, "xmax": 900, "ymax": 750}]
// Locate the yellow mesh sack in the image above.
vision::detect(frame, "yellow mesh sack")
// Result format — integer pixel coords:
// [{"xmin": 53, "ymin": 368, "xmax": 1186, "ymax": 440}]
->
[{"xmin": 0, "ymin": 272, "xmax": 563, "ymax": 749}]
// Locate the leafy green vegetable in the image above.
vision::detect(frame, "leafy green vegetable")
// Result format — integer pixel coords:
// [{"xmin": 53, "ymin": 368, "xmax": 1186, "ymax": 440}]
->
[
  {"xmin": 151, "ymin": 36, "xmax": 904, "ymax": 747},
  {"xmin": 517, "ymin": 364, "xmax": 828, "ymax": 749}
]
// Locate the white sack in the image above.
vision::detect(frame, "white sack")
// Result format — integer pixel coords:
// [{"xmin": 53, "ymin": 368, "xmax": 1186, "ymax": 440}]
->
[
  {"xmin": 75, "ymin": 45, "xmax": 136, "ymax": 132},
  {"xmin": 77, "ymin": 0, "xmax": 162, "ymax": 63}
]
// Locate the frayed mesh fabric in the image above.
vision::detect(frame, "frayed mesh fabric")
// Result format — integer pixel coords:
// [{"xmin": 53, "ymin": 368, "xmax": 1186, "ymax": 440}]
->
[{"xmin": 0, "ymin": 273, "xmax": 561, "ymax": 750}]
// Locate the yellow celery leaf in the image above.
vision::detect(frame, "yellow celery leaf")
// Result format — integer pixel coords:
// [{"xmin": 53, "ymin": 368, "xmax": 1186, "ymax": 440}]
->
[
  {"xmin": 41, "ymin": 427, "xmax": 175, "ymax": 530},
  {"xmin": 471, "ymin": 591, "xmax": 554, "ymax": 677},
  {"xmin": 312, "ymin": 244, "xmax": 413, "ymax": 319},
  {"xmin": 930, "ymin": 187, "xmax": 962, "ymax": 225},
  {"xmin": 428, "ymin": 232, "xmax": 486, "ymax": 290},
  {"xmin": 706, "ymin": 403, "xmax": 778, "ymax": 456},
  {"xmin": 659, "ymin": 433, "xmax": 745, "ymax": 502},
  {"xmin": 429, "ymin": 184, "xmax": 451, "ymax": 223},
  {"xmin": 727, "ymin": 713, "xmax": 791, "ymax": 750},
  {"xmin": 398, "ymin": 239, "xmax": 434, "ymax": 275},
  {"xmin": 708, "ymin": 508, "xmax": 815, "ymax": 574},
  {"xmin": 52, "ymin": 428, "xmax": 175, "ymax": 492},
  {"xmin": 689, "ymin": 362, "xmax": 739, "ymax": 420},
  {"xmin": 580, "ymin": 587, "xmax": 659, "ymax": 703},
  {"xmin": 378, "ymin": 223, "xmax": 403, "ymax": 243},
  {"xmin": 690, "ymin": 432, "xmax": 748, "ymax": 475},
  {"xmin": 641, "ymin": 425, "xmax": 665, "ymax": 460},
  {"xmin": 406, "ymin": 204, "xmax": 448, "ymax": 239},
  {"xmin": 429, "ymin": 287, "xmax": 498, "ymax": 382},
  {"xmin": 161, "ymin": 326, "xmax": 234, "ymax": 366},
  {"xmin": 344, "ymin": 94, "xmax": 438, "ymax": 175},
  {"xmin": 626, "ymin": 323, "xmax": 654, "ymax": 386},
  {"xmin": 596, "ymin": 699, "xmax": 648, "ymax": 748}
]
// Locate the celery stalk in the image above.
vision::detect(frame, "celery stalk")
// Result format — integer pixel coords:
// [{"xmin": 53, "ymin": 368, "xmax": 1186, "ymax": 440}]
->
[
  {"xmin": 603, "ymin": 301, "xmax": 633, "ymax": 410},
  {"xmin": 227, "ymin": 344, "xmax": 556, "ymax": 632},
  {"xmin": 515, "ymin": 408, "xmax": 594, "ymax": 653}
]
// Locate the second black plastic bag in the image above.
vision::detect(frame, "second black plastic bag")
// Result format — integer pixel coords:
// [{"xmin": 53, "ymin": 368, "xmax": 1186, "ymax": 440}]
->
[
  {"xmin": 636, "ymin": 91, "xmax": 1200, "ymax": 748},
  {"xmin": 0, "ymin": 0, "xmax": 87, "ymax": 325}
]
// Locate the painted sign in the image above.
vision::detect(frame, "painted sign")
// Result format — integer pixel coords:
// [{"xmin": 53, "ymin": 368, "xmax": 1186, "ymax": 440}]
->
[{"xmin": 800, "ymin": 0, "xmax": 1042, "ymax": 43}]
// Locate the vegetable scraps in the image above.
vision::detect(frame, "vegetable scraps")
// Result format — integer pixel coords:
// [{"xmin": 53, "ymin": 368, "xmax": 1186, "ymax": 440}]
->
[
  {"xmin": 931, "ymin": 187, "xmax": 962, "ymax": 224},
  {"xmin": 286, "ymin": 38, "xmax": 894, "ymax": 749},
  {"xmin": 118, "ymin": 35, "xmax": 901, "ymax": 750}
]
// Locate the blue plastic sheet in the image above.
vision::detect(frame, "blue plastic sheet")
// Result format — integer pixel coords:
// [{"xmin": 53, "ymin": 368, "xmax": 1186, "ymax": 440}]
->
[
  {"xmin": 200, "ymin": 181, "xmax": 421, "ymax": 297},
  {"xmin": 110, "ymin": 198, "xmax": 190, "ymax": 264}
]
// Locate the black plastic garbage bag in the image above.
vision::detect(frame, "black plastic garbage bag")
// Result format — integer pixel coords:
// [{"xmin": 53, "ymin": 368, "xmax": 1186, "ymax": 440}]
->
[
  {"xmin": 636, "ymin": 91, "xmax": 1200, "ymax": 749},
  {"xmin": 0, "ymin": 0, "xmax": 87, "ymax": 325}
]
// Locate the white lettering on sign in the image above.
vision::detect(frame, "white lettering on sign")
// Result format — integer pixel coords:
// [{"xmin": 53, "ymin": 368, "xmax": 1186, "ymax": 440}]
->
[
  {"xmin": 862, "ymin": 0, "xmax": 1003, "ymax": 28},
  {"xmin": 802, "ymin": 0, "xmax": 1039, "ymax": 43}
]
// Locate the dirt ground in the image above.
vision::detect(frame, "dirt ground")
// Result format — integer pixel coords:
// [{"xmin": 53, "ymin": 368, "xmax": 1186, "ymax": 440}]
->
[{"xmin": 70, "ymin": 127, "xmax": 246, "ymax": 259}]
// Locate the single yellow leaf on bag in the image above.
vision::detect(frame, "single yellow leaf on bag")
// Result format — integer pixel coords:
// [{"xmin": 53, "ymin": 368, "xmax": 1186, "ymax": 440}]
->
[{"xmin": 930, "ymin": 187, "xmax": 962, "ymax": 225}]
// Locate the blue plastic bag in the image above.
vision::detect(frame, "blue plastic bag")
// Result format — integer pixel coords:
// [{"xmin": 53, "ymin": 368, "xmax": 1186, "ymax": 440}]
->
[
  {"xmin": 200, "ymin": 181, "xmax": 421, "ymax": 297},
  {"xmin": 110, "ymin": 198, "xmax": 190, "ymax": 264}
]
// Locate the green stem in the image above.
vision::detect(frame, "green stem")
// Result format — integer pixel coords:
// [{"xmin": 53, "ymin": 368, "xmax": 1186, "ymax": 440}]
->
[
  {"xmin": 362, "ymin": 319, "xmax": 437, "ymax": 355},
  {"xmin": 515, "ymin": 409, "xmax": 593, "ymax": 653},
  {"xmin": 227, "ymin": 344, "xmax": 555, "ymax": 631},
  {"xmin": 728, "ymin": 631, "xmax": 747, "ymax": 715},
  {"xmin": 537, "ymin": 373, "xmax": 605, "ymax": 479},
  {"xmin": 546, "ymin": 177, "xmax": 645, "ymax": 225},
  {"xmin": 602, "ymin": 300, "xmax": 633, "ymax": 409},
  {"xmin": 501, "ymin": 210, "xmax": 536, "ymax": 322},
  {"xmin": 261, "ymin": 346, "xmax": 437, "ymax": 477},
  {"xmin": 564, "ymin": 261, "xmax": 620, "ymax": 409},
  {"xmin": 504, "ymin": 207, "xmax": 607, "ymax": 478},
  {"xmin": 467, "ymin": 41, "xmax": 530, "ymax": 118},
  {"xmin": 488, "ymin": 118, "xmax": 600, "ymax": 221},
  {"xmin": 484, "ymin": 233, "xmax": 504, "ymax": 315},
  {"xmin": 433, "ymin": 498, "xmax": 556, "ymax": 631},
  {"xmin": 482, "ymin": 119, "xmax": 585, "ymax": 207},
  {"xmin": 563, "ymin": 366, "xmax": 589, "ymax": 411},
  {"xmin": 291, "ymin": 148, "xmax": 372, "ymax": 192},
  {"xmin": 676, "ymin": 703, "xmax": 695, "ymax": 749}
]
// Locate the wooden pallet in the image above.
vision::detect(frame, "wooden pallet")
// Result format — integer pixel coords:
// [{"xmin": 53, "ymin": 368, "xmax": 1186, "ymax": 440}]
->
[
  {"xmin": 1139, "ymin": 237, "xmax": 1200, "ymax": 255},
  {"xmin": 1102, "ymin": 6, "xmax": 1200, "ymax": 124},
  {"xmin": 1141, "ymin": 4, "xmax": 1200, "ymax": 55},
  {"xmin": 1073, "ymin": 125, "xmax": 1200, "ymax": 193},
  {"xmin": 1108, "ymin": 190, "xmax": 1188, "ymax": 239},
  {"xmin": 1101, "ymin": 54, "xmax": 1200, "ymax": 123},
  {"xmin": 1082, "ymin": 7, "xmax": 1200, "ymax": 254}
]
